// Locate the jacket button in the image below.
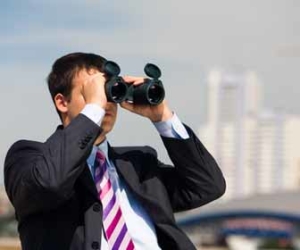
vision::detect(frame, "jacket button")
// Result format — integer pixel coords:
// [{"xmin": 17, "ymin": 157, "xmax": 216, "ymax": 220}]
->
[
  {"xmin": 91, "ymin": 241, "xmax": 99, "ymax": 249},
  {"xmin": 84, "ymin": 137, "xmax": 90, "ymax": 143},
  {"xmin": 93, "ymin": 203, "xmax": 101, "ymax": 212}
]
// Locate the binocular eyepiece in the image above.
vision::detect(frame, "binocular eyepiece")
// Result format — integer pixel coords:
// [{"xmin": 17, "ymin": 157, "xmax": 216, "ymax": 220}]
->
[{"xmin": 103, "ymin": 61, "xmax": 165, "ymax": 105}]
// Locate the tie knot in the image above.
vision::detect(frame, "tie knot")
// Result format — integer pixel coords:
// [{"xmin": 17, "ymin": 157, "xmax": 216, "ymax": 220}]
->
[{"xmin": 96, "ymin": 150, "xmax": 106, "ymax": 166}]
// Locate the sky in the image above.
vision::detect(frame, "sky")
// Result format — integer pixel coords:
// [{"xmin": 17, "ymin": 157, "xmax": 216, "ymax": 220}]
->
[{"xmin": 0, "ymin": 0, "xmax": 300, "ymax": 182}]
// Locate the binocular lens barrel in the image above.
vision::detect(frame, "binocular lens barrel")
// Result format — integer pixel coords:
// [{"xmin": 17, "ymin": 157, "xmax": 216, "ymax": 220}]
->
[
  {"xmin": 132, "ymin": 81, "xmax": 165, "ymax": 105},
  {"xmin": 110, "ymin": 81, "xmax": 128, "ymax": 102},
  {"xmin": 148, "ymin": 84, "xmax": 164, "ymax": 104}
]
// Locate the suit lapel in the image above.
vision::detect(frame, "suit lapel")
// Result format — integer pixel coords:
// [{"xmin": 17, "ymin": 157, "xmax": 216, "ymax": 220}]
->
[
  {"xmin": 108, "ymin": 145, "xmax": 144, "ymax": 197},
  {"xmin": 109, "ymin": 145, "xmax": 173, "ymax": 227},
  {"xmin": 110, "ymin": 147, "xmax": 169, "ymax": 225},
  {"xmin": 115, "ymin": 158, "xmax": 143, "ymax": 194}
]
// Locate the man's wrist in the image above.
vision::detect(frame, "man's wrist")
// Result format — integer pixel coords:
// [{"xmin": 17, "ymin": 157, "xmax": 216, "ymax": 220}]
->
[
  {"xmin": 153, "ymin": 112, "xmax": 189, "ymax": 139},
  {"xmin": 149, "ymin": 108, "xmax": 173, "ymax": 122}
]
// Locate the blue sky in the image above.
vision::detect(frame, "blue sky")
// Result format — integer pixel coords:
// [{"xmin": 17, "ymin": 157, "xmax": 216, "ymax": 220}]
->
[{"xmin": 0, "ymin": 0, "xmax": 300, "ymax": 182}]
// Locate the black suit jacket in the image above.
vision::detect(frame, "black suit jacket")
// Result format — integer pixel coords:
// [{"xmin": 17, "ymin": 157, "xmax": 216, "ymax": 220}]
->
[{"xmin": 4, "ymin": 114, "xmax": 225, "ymax": 250}]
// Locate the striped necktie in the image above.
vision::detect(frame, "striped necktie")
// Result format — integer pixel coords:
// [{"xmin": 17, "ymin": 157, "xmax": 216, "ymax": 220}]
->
[{"xmin": 94, "ymin": 150, "xmax": 135, "ymax": 250}]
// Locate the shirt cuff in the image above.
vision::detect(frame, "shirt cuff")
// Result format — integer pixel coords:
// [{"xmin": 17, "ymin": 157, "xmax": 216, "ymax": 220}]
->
[
  {"xmin": 80, "ymin": 104, "xmax": 105, "ymax": 126},
  {"xmin": 153, "ymin": 113, "xmax": 189, "ymax": 139}
]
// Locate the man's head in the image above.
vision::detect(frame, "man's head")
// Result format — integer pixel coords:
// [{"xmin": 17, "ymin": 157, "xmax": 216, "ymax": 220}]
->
[{"xmin": 47, "ymin": 52, "xmax": 118, "ymax": 139}]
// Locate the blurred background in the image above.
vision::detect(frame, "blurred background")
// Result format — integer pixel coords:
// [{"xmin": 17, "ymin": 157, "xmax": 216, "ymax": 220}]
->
[{"xmin": 0, "ymin": 0, "xmax": 299, "ymax": 249}]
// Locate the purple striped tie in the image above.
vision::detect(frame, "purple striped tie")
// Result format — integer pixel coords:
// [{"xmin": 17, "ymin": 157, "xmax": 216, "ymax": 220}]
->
[{"xmin": 94, "ymin": 150, "xmax": 135, "ymax": 250}]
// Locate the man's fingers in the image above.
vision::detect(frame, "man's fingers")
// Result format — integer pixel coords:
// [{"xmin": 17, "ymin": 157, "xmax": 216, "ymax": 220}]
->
[
  {"xmin": 89, "ymin": 73, "xmax": 106, "ymax": 83},
  {"xmin": 119, "ymin": 101, "xmax": 134, "ymax": 112},
  {"xmin": 122, "ymin": 76, "xmax": 146, "ymax": 86}
]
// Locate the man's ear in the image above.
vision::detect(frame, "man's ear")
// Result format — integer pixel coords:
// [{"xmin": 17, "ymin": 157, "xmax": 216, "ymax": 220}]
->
[{"xmin": 54, "ymin": 93, "xmax": 69, "ymax": 114}]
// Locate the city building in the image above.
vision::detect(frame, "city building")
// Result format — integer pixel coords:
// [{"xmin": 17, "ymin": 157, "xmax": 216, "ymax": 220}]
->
[{"xmin": 199, "ymin": 69, "xmax": 300, "ymax": 200}]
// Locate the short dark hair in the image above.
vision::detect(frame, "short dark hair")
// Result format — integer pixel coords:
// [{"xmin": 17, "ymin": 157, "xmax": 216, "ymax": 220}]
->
[{"xmin": 47, "ymin": 52, "xmax": 106, "ymax": 119}]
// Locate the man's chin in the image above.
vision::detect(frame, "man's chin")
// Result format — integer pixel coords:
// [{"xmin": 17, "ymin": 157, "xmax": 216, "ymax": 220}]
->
[
  {"xmin": 100, "ymin": 119, "xmax": 116, "ymax": 133},
  {"xmin": 99, "ymin": 125, "xmax": 113, "ymax": 139},
  {"xmin": 95, "ymin": 134, "xmax": 107, "ymax": 146}
]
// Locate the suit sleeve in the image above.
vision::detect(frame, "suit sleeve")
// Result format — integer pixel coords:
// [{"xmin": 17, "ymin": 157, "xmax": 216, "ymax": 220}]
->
[
  {"xmin": 4, "ymin": 114, "xmax": 102, "ymax": 218},
  {"xmin": 156, "ymin": 124, "xmax": 226, "ymax": 212}
]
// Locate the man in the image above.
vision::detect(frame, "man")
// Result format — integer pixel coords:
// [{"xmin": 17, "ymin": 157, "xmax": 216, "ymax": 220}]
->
[{"xmin": 4, "ymin": 52, "xmax": 225, "ymax": 250}]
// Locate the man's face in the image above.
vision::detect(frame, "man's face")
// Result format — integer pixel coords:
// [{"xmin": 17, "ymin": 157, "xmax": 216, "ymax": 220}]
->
[{"xmin": 64, "ymin": 68, "xmax": 118, "ymax": 137}]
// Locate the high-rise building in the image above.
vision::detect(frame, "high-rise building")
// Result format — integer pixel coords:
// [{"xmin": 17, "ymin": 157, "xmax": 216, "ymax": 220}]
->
[{"xmin": 199, "ymin": 69, "xmax": 300, "ymax": 200}]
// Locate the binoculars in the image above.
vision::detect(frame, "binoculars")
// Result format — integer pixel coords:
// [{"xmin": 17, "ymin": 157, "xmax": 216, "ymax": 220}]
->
[{"xmin": 103, "ymin": 61, "xmax": 165, "ymax": 105}]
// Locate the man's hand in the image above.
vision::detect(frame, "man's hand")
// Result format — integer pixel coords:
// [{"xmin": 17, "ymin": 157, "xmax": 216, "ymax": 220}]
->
[
  {"xmin": 81, "ymin": 71, "xmax": 107, "ymax": 109},
  {"xmin": 120, "ymin": 76, "xmax": 173, "ymax": 122}
]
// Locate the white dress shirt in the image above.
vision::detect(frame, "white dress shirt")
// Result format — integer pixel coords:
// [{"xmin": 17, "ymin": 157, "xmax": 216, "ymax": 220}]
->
[{"xmin": 81, "ymin": 104, "xmax": 189, "ymax": 250}]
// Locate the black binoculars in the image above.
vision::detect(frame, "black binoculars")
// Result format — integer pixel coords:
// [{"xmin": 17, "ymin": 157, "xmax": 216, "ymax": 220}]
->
[{"xmin": 103, "ymin": 61, "xmax": 165, "ymax": 105}]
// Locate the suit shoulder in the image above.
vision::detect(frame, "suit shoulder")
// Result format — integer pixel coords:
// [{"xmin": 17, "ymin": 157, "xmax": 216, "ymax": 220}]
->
[
  {"xmin": 7, "ymin": 139, "xmax": 44, "ymax": 152},
  {"xmin": 5, "ymin": 139, "xmax": 44, "ymax": 162}
]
